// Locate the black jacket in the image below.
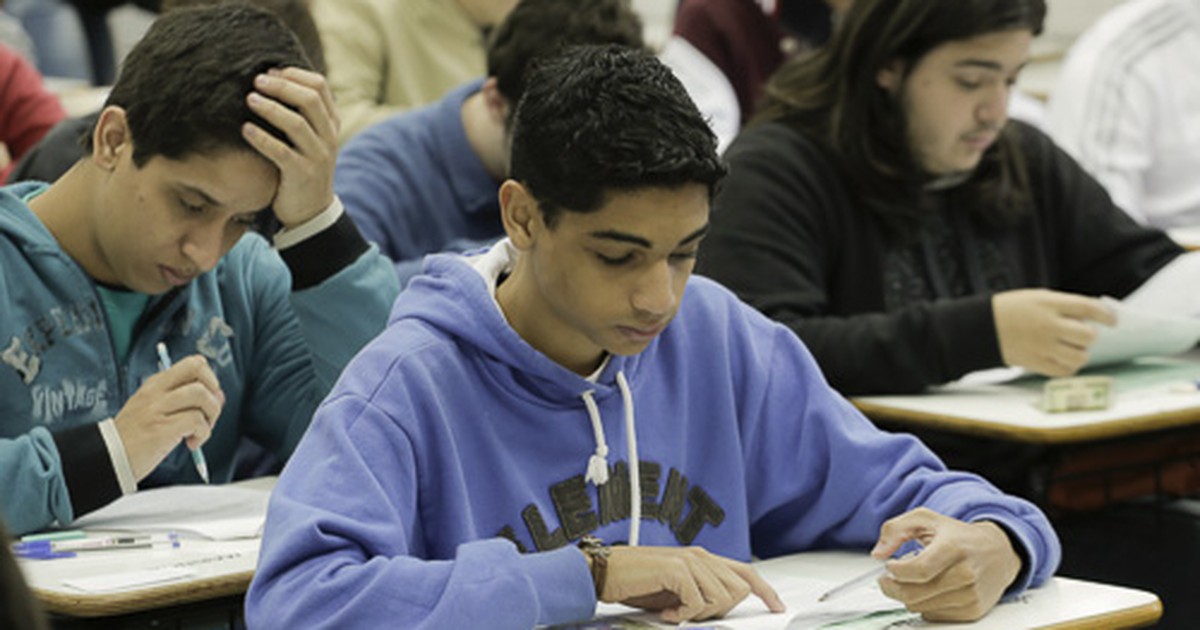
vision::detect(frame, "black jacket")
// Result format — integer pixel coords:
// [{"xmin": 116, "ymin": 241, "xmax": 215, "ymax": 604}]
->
[{"xmin": 698, "ymin": 120, "xmax": 1183, "ymax": 395}]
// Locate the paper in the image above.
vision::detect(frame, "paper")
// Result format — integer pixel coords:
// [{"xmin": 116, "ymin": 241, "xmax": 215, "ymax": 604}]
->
[
  {"xmin": 1086, "ymin": 297, "xmax": 1200, "ymax": 367},
  {"xmin": 1122, "ymin": 250, "xmax": 1200, "ymax": 317},
  {"xmin": 67, "ymin": 484, "xmax": 270, "ymax": 540},
  {"xmin": 1080, "ymin": 251, "xmax": 1200, "ymax": 367},
  {"xmin": 575, "ymin": 576, "xmax": 911, "ymax": 630},
  {"xmin": 61, "ymin": 566, "xmax": 197, "ymax": 593}
]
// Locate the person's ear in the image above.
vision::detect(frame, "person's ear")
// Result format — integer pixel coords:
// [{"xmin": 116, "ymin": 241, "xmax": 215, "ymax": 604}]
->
[
  {"xmin": 480, "ymin": 77, "xmax": 510, "ymax": 124},
  {"xmin": 876, "ymin": 59, "xmax": 906, "ymax": 94},
  {"xmin": 499, "ymin": 180, "xmax": 541, "ymax": 250},
  {"xmin": 91, "ymin": 106, "xmax": 131, "ymax": 171}
]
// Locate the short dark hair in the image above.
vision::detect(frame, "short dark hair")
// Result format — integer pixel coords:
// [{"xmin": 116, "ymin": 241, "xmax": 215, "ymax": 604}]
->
[
  {"xmin": 757, "ymin": 0, "xmax": 1047, "ymax": 238},
  {"xmin": 159, "ymin": 0, "xmax": 326, "ymax": 74},
  {"xmin": 509, "ymin": 44, "xmax": 724, "ymax": 227},
  {"xmin": 92, "ymin": 5, "xmax": 312, "ymax": 166},
  {"xmin": 487, "ymin": 0, "xmax": 644, "ymax": 107}
]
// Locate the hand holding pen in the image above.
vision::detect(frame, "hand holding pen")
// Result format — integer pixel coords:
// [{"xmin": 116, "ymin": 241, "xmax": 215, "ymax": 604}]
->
[
  {"xmin": 157, "ymin": 344, "xmax": 211, "ymax": 484},
  {"xmin": 110, "ymin": 344, "xmax": 224, "ymax": 482},
  {"xmin": 864, "ymin": 508, "xmax": 1023, "ymax": 623}
]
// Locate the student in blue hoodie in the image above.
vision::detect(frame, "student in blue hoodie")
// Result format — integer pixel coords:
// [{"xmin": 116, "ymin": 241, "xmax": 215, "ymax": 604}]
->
[
  {"xmin": 0, "ymin": 6, "xmax": 400, "ymax": 535},
  {"xmin": 247, "ymin": 45, "xmax": 1059, "ymax": 628}
]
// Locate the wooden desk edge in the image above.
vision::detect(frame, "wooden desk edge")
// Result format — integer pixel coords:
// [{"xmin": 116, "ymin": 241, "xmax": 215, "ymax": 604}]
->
[
  {"xmin": 1037, "ymin": 597, "xmax": 1162, "ymax": 630},
  {"xmin": 853, "ymin": 399, "xmax": 1200, "ymax": 444},
  {"xmin": 33, "ymin": 569, "xmax": 253, "ymax": 617}
]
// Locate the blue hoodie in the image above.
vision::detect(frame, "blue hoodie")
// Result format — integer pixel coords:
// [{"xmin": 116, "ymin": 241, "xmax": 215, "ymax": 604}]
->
[
  {"xmin": 0, "ymin": 182, "xmax": 400, "ymax": 534},
  {"xmin": 247, "ymin": 241, "xmax": 1059, "ymax": 629}
]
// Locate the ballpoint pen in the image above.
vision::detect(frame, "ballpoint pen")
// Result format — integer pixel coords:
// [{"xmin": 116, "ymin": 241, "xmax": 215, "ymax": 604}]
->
[
  {"xmin": 817, "ymin": 563, "xmax": 889, "ymax": 602},
  {"xmin": 818, "ymin": 550, "xmax": 919, "ymax": 602},
  {"xmin": 13, "ymin": 533, "xmax": 181, "ymax": 560},
  {"xmin": 157, "ymin": 342, "xmax": 211, "ymax": 484}
]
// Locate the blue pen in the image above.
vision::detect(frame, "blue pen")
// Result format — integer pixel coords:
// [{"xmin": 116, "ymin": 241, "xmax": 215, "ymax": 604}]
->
[
  {"xmin": 156, "ymin": 342, "xmax": 211, "ymax": 484},
  {"xmin": 14, "ymin": 532, "xmax": 181, "ymax": 560}
]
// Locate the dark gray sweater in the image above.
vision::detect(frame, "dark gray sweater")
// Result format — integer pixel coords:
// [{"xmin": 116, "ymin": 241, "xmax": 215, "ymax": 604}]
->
[{"xmin": 698, "ymin": 120, "xmax": 1183, "ymax": 395}]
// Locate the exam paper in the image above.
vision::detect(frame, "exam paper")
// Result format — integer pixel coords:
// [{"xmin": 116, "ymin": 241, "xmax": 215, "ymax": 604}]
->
[
  {"xmin": 1083, "ymin": 250, "xmax": 1200, "ymax": 367},
  {"xmin": 68, "ymin": 484, "xmax": 270, "ymax": 539},
  {"xmin": 1087, "ymin": 297, "xmax": 1200, "ymax": 367},
  {"xmin": 579, "ymin": 576, "xmax": 912, "ymax": 630},
  {"xmin": 61, "ymin": 566, "xmax": 197, "ymax": 593}
]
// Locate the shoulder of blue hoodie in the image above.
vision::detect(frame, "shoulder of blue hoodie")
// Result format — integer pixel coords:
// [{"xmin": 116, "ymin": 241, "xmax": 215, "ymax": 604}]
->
[
  {"xmin": 0, "ymin": 182, "xmax": 400, "ymax": 535},
  {"xmin": 248, "ymin": 242, "xmax": 1060, "ymax": 630}
]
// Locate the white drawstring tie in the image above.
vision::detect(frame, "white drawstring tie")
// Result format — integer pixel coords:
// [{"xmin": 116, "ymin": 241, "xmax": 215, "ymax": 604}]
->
[{"xmin": 578, "ymin": 371, "xmax": 641, "ymax": 546}]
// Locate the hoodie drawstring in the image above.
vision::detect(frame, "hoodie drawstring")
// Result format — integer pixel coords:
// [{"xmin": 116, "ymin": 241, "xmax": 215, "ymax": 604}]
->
[
  {"xmin": 579, "ymin": 370, "xmax": 642, "ymax": 547},
  {"xmin": 581, "ymin": 390, "xmax": 609, "ymax": 486}
]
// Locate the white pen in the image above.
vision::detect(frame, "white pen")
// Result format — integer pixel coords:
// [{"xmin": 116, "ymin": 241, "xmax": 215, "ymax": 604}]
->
[
  {"xmin": 156, "ymin": 342, "xmax": 211, "ymax": 484},
  {"xmin": 818, "ymin": 550, "xmax": 919, "ymax": 602},
  {"xmin": 13, "ymin": 532, "xmax": 181, "ymax": 558},
  {"xmin": 817, "ymin": 563, "xmax": 889, "ymax": 602}
]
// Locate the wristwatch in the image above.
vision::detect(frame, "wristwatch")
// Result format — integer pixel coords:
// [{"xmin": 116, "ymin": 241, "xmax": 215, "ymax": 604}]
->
[{"xmin": 577, "ymin": 535, "xmax": 610, "ymax": 598}]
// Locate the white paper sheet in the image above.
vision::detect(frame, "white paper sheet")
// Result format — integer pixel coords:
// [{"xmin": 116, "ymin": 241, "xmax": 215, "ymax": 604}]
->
[
  {"xmin": 1087, "ymin": 297, "xmax": 1200, "ymax": 367},
  {"xmin": 1123, "ymin": 250, "xmax": 1200, "ymax": 317},
  {"xmin": 67, "ymin": 484, "xmax": 270, "ymax": 539},
  {"xmin": 61, "ymin": 566, "xmax": 197, "ymax": 593},
  {"xmin": 584, "ymin": 576, "xmax": 911, "ymax": 630},
  {"xmin": 1082, "ymin": 250, "xmax": 1200, "ymax": 367}
]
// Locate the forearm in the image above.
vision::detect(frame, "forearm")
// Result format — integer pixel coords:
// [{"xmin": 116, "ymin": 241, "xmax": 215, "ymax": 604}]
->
[
  {"xmin": 249, "ymin": 529, "xmax": 594, "ymax": 628},
  {"xmin": 780, "ymin": 294, "xmax": 1000, "ymax": 394}
]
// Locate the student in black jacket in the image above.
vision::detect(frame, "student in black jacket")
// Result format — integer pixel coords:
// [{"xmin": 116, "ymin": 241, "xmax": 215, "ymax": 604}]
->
[{"xmin": 698, "ymin": 0, "xmax": 1183, "ymax": 397}]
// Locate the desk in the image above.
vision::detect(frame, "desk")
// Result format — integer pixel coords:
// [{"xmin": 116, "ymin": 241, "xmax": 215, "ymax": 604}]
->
[
  {"xmin": 755, "ymin": 552, "xmax": 1160, "ymax": 630},
  {"xmin": 18, "ymin": 478, "xmax": 273, "ymax": 626},
  {"xmin": 1168, "ymin": 227, "xmax": 1200, "ymax": 251},
  {"xmin": 852, "ymin": 355, "xmax": 1200, "ymax": 445},
  {"xmin": 586, "ymin": 551, "xmax": 1161, "ymax": 629}
]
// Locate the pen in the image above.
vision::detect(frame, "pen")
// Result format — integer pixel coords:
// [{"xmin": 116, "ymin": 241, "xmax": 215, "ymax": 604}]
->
[
  {"xmin": 20, "ymin": 529, "xmax": 86, "ymax": 543},
  {"xmin": 817, "ymin": 563, "xmax": 888, "ymax": 602},
  {"xmin": 818, "ymin": 550, "xmax": 919, "ymax": 602},
  {"xmin": 157, "ymin": 342, "xmax": 210, "ymax": 484},
  {"xmin": 14, "ymin": 533, "xmax": 181, "ymax": 560}
]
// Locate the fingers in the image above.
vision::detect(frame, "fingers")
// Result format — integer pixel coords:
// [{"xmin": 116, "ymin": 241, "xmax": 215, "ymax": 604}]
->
[
  {"xmin": 150, "ymin": 355, "xmax": 224, "ymax": 446},
  {"xmin": 873, "ymin": 507, "xmax": 937, "ymax": 559},
  {"xmin": 244, "ymin": 70, "xmax": 336, "ymax": 157},
  {"xmin": 1052, "ymin": 293, "xmax": 1117, "ymax": 326},
  {"xmin": 873, "ymin": 513, "xmax": 1017, "ymax": 623},
  {"xmin": 611, "ymin": 547, "xmax": 770, "ymax": 624},
  {"xmin": 660, "ymin": 558, "xmax": 706, "ymax": 624},
  {"xmin": 271, "ymin": 67, "xmax": 340, "ymax": 134},
  {"xmin": 156, "ymin": 355, "xmax": 222, "ymax": 395}
]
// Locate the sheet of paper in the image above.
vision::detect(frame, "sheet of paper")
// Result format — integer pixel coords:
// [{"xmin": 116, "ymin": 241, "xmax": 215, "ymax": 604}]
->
[
  {"xmin": 575, "ymin": 576, "xmax": 911, "ymax": 630},
  {"xmin": 67, "ymin": 484, "xmax": 270, "ymax": 539},
  {"xmin": 1123, "ymin": 250, "xmax": 1200, "ymax": 317},
  {"xmin": 61, "ymin": 566, "xmax": 197, "ymax": 593},
  {"xmin": 1086, "ymin": 297, "xmax": 1200, "ymax": 367}
]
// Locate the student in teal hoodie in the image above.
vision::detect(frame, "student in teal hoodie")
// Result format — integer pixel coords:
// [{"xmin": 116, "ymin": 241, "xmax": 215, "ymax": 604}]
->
[
  {"xmin": 0, "ymin": 6, "xmax": 400, "ymax": 535},
  {"xmin": 248, "ymin": 45, "xmax": 1059, "ymax": 628}
]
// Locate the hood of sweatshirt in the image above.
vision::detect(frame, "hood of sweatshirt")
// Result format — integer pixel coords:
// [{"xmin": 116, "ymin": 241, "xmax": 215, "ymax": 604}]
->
[{"xmin": 392, "ymin": 240, "xmax": 657, "ymax": 542}]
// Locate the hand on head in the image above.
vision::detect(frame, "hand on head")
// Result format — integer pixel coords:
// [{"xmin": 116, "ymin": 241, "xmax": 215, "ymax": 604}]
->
[
  {"xmin": 241, "ymin": 67, "xmax": 340, "ymax": 229},
  {"xmin": 992, "ymin": 288, "xmax": 1117, "ymax": 376},
  {"xmin": 600, "ymin": 545, "xmax": 785, "ymax": 624},
  {"xmin": 872, "ymin": 508, "xmax": 1022, "ymax": 622},
  {"xmin": 113, "ymin": 355, "xmax": 224, "ymax": 480}
]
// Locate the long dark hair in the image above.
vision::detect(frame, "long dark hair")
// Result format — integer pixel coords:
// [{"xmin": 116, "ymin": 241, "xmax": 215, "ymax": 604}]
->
[{"xmin": 756, "ymin": 0, "xmax": 1046, "ymax": 239}]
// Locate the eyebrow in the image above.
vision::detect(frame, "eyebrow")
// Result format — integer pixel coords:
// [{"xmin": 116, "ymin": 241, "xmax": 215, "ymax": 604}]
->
[
  {"xmin": 179, "ymin": 184, "xmax": 224, "ymax": 209},
  {"xmin": 954, "ymin": 59, "xmax": 1029, "ymax": 73},
  {"xmin": 588, "ymin": 224, "xmax": 710, "ymax": 249}
]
